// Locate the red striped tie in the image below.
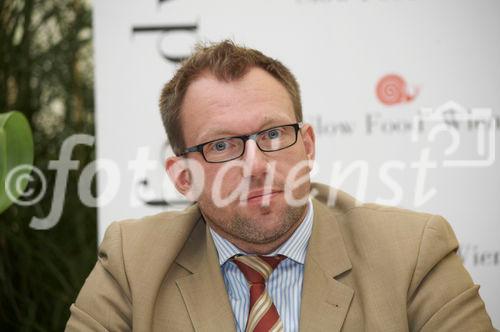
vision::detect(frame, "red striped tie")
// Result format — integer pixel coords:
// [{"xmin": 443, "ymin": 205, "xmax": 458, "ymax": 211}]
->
[{"xmin": 231, "ymin": 255, "xmax": 286, "ymax": 332}]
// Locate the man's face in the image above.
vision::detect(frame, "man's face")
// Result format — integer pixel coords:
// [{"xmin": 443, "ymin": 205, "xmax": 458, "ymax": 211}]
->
[{"xmin": 172, "ymin": 67, "xmax": 315, "ymax": 247}]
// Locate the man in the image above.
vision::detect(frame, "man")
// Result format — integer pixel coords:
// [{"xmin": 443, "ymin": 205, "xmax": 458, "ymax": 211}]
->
[{"xmin": 66, "ymin": 41, "xmax": 495, "ymax": 331}]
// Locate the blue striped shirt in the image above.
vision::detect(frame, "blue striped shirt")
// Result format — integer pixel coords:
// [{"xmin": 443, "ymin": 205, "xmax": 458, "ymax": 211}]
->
[{"xmin": 209, "ymin": 200, "xmax": 314, "ymax": 332}]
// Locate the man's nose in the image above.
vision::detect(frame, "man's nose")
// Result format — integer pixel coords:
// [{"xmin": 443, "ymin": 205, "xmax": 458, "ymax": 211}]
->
[{"xmin": 242, "ymin": 139, "xmax": 268, "ymax": 178}]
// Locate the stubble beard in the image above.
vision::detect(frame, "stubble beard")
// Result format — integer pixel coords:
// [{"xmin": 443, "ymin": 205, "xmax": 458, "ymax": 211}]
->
[{"xmin": 203, "ymin": 201, "xmax": 306, "ymax": 245}]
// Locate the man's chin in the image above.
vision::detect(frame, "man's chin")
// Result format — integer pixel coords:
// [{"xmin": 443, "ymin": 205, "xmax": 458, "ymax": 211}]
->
[
  {"xmin": 231, "ymin": 222, "xmax": 292, "ymax": 245},
  {"xmin": 231, "ymin": 210, "xmax": 295, "ymax": 242}
]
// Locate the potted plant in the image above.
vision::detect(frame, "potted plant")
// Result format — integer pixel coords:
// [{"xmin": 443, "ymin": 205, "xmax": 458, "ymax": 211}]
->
[{"xmin": 0, "ymin": 111, "xmax": 34, "ymax": 213}]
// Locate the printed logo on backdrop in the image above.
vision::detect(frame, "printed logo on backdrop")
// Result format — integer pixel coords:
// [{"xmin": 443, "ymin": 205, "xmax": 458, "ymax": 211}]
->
[
  {"xmin": 376, "ymin": 74, "xmax": 419, "ymax": 106},
  {"xmin": 309, "ymin": 73, "xmax": 422, "ymax": 139},
  {"xmin": 134, "ymin": 139, "xmax": 189, "ymax": 207},
  {"xmin": 295, "ymin": 0, "xmax": 419, "ymax": 3},
  {"xmin": 132, "ymin": 24, "xmax": 198, "ymax": 64},
  {"xmin": 129, "ymin": 0, "xmax": 196, "ymax": 207},
  {"xmin": 308, "ymin": 68, "xmax": 498, "ymax": 208},
  {"xmin": 131, "ymin": 1, "xmax": 198, "ymax": 64},
  {"xmin": 460, "ymin": 244, "xmax": 500, "ymax": 268}
]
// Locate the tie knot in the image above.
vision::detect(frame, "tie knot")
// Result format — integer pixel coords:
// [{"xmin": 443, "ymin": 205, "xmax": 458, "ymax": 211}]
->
[{"xmin": 231, "ymin": 254, "xmax": 286, "ymax": 284}]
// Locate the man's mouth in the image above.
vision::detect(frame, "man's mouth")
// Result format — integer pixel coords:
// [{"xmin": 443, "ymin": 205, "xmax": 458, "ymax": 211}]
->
[{"xmin": 242, "ymin": 189, "xmax": 283, "ymax": 204}]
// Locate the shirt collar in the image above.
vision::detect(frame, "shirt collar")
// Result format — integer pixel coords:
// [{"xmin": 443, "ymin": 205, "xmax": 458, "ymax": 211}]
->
[{"xmin": 210, "ymin": 199, "xmax": 314, "ymax": 265}]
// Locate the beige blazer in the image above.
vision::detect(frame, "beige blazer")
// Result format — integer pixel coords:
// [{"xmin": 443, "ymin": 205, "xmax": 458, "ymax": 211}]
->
[{"xmin": 66, "ymin": 183, "xmax": 495, "ymax": 331}]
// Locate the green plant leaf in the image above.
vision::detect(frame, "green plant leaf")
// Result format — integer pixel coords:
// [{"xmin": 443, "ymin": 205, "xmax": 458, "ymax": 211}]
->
[{"xmin": 0, "ymin": 111, "xmax": 34, "ymax": 214}]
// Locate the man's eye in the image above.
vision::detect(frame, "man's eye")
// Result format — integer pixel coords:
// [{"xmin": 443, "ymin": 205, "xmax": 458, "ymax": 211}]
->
[
  {"xmin": 266, "ymin": 129, "xmax": 281, "ymax": 139},
  {"xmin": 213, "ymin": 141, "xmax": 228, "ymax": 152}
]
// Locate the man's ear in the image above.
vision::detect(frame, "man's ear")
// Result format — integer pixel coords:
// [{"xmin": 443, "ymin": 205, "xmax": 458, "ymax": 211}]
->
[
  {"xmin": 165, "ymin": 156, "xmax": 192, "ymax": 197},
  {"xmin": 301, "ymin": 123, "xmax": 316, "ymax": 163}
]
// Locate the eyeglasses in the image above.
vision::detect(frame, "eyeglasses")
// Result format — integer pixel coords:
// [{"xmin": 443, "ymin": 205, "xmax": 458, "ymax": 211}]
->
[{"xmin": 178, "ymin": 122, "xmax": 303, "ymax": 163}]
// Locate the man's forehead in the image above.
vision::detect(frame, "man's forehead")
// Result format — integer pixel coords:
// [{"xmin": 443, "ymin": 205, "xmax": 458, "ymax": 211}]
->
[
  {"xmin": 183, "ymin": 69, "xmax": 293, "ymax": 111},
  {"xmin": 181, "ymin": 67, "xmax": 296, "ymax": 144}
]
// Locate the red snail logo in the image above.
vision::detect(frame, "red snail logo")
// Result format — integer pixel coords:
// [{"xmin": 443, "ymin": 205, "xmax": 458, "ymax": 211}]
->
[{"xmin": 376, "ymin": 74, "xmax": 419, "ymax": 106}]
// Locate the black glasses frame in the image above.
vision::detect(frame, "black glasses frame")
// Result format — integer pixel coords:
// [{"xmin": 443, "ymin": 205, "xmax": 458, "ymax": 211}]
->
[{"xmin": 178, "ymin": 122, "xmax": 303, "ymax": 163}]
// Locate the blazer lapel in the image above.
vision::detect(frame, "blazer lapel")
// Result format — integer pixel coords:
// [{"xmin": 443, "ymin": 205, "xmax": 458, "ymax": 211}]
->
[
  {"xmin": 175, "ymin": 219, "xmax": 236, "ymax": 332},
  {"xmin": 299, "ymin": 199, "xmax": 354, "ymax": 331}
]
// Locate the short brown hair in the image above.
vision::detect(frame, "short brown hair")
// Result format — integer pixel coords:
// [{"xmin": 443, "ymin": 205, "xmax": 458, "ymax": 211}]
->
[{"xmin": 159, "ymin": 40, "xmax": 302, "ymax": 155}]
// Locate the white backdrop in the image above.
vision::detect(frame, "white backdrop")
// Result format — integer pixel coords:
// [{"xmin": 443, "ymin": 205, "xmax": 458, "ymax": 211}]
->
[{"xmin": 93, "ymin": 0, "xmax": 500, "ymax": 325}]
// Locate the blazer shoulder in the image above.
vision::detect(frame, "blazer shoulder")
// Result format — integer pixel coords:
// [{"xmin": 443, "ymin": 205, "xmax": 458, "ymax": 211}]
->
[
  {"xmin": 312, "ymin": 182, "xmax": 459, "ymax": 273},
  {"xmin": 312, "ymin": 181, "xmax": 434, "ymax": 230},
  {"xmin": 99, "ymin": 204, "xmax": 200, "ymax": 256},
  {"xmin": 312, "ymin": 188, "xmax": 494, "ymax": 330},
  {"xmin": 114, "ymin": 203, "xmax": 201, "ymax": 235},
  {"xmin": 347, "ymin": 202, "xmax": 432, "ymax": 226},
  {"xmin": 339, "ymin": 203, "xmax": 459, "ymax": 254},
  {"xmin": 98, "ymin": 204, "xmax": 201, "ymax": 284}
]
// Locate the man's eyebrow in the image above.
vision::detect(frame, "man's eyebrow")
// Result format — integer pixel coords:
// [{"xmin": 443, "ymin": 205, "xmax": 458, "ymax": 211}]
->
[
  {"xmin": 197, "ymin": 128, "xmax": 237, "ymax": 143},
  {"xmin": 197, "ymin": 116, "xmax": 293, "ymax": 143}
]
